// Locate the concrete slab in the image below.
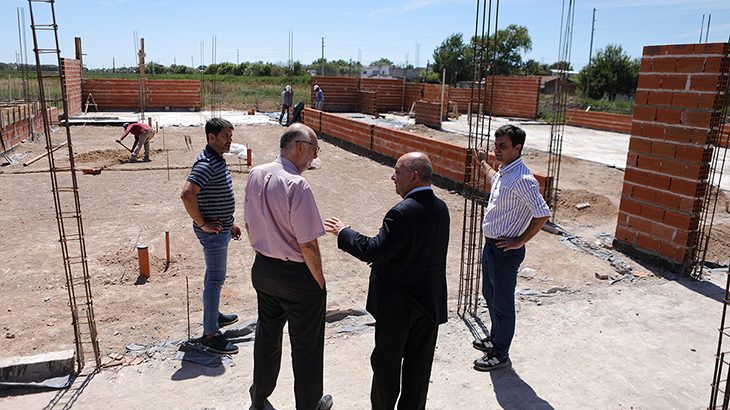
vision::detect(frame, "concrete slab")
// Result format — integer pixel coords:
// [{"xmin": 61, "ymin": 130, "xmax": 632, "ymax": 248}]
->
[{"xmin": 0, "ymin": 349, "xmax": 75, "ymax": 384}]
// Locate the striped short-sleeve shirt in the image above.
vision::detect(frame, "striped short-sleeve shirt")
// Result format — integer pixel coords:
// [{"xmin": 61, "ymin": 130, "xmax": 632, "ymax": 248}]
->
[
  {"xmin": 187, "ymin": 145, "xmax": 235, "ymax": 231},
  {"xmin": 482, "ymin": 157, "xmax": 551, "ymax": 239}
]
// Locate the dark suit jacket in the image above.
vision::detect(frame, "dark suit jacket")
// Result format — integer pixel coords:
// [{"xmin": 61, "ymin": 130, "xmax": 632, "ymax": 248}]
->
[{"xmin": 337, "ymin": 189, "xmax": 450, "ymax": 329}]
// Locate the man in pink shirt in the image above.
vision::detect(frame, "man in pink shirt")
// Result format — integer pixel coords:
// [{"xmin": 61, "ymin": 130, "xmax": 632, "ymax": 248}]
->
[
  {"xmin": 243, "ymin": 123, "xmax": 332, "ymax": 410},
  {"xmin": 117, "ymin": 122, "xmax": 155, "ymax": 162}
]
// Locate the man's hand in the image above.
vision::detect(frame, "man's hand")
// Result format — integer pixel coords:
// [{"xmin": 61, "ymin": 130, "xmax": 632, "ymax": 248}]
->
[
  {"xmin": 200, "ymin": 220, "xmax": 223, "ymax": 234},
  {"xmin": 474, "ymin": 147, "xmax": 488, "ymax": 164},
  {"xmin": 231, "ymin": 223, "xmax": 242, "ymax": 240},
  {"xmin": 324, "ymin": 217, "xmax": 349, "ymax": 236},
  {"xmin": 495, "ymin": 237, "xmax": 524, "ymax": 251}
]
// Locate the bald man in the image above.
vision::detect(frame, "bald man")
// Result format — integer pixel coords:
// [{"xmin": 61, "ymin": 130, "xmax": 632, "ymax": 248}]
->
[{"xmin": 325, "ymin": 152, "xmax": 450, "ymax": 410}]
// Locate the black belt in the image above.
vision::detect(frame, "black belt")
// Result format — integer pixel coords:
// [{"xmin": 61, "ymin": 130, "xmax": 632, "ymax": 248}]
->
[
  {"xmin": 255, "ymin": 251, "xmax": 305, "ymax": 266},
  {"xmin": 485, "ymin": 237, "xmax": 500, "ymax": 245}
]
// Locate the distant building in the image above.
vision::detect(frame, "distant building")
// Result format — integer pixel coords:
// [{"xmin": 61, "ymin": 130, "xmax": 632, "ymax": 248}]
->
[{"xmin": 360, "ymin": 65, "xmax": 423, "ymax": 81}]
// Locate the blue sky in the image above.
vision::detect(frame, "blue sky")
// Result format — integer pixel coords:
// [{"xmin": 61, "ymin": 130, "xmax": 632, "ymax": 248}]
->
[{"xmin": 1, "ymin": 0, "xmax": 729, "ymax": 72}]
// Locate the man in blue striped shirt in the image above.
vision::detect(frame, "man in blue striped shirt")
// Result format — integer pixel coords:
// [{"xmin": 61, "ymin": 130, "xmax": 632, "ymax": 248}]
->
[
  {"xmin": 181, "ymin": 118, "xmax": 242, "ymax": 354},
  {"xmin": 472, "ymin": 124, "xmax": 551, "ymax": 371}
]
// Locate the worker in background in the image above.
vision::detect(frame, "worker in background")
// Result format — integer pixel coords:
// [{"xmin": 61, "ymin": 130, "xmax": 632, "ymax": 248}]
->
[
  {"xmin": 117, "ymin": 122, "xmax": 155, "ymax": 163},
  {"xmin": 280, "ymin": 85, "xmax": 294, "ymax": 126},
  {"xmin": 314, "ymin": 85, "xmax": 324, "ymax": 111}
]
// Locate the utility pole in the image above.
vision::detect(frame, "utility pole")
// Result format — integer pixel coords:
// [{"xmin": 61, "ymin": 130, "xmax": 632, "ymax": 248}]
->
[
  {"xmin": 700, "ymin": 15, "xmax": 705, "ymax": 43},
  {"xmin": 586, "ymin": 8, "xmax": 596, "ymax": 100},
  {"xmin": 706, "ymin": 14, "xmax": 711, "ymax": 42},
  {"xmin": 321, "ymin": 37, "xmax": 325, "ymax": 76},
  {"xmin": 237, "ymin": 49, "xmax": 239, "ymax": 65}
]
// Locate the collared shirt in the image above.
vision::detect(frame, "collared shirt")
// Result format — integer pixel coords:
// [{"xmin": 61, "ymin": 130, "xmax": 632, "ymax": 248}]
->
[
  {"xmin": 482, "ymin": 157, "xmax": 551, "ymax": 239},
  {"xmin": 281, "ymin": 90, "xmax": 293, "ymax": 106},
  {"xmin": 244, "ymin": 156, "xmax": 325, "ymax": 262},
  {"xmin": 187, "ymin": 145, "xmax": 236, "ymax": 232}
]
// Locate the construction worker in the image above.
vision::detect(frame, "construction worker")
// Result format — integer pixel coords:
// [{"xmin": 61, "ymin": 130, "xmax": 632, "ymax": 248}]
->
[
  {"xmin": 280, "ymin": 85, "xmax": 294, "ymax": 125},
  {"xmin": 118, "ymin": 122, "xmax": 155, "ymax": 162}
]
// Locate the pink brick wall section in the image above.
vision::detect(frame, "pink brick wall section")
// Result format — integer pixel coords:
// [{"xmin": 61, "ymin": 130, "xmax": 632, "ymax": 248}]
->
[
  {"xmin": 1, "ymin": 103, "xmax": 58, "ymax": 152},
  {"xmin": 311, "ymin": 77, "xmax": 359, "ymax": 112},
  {"xmin": 615, "ymin": 42, "xmax": 730, "ymax": 270},
  {"xmin": 61, "ymin": 58, "xmax": 82, "ymax": 116},
  {"xmin": 414, "ymin": 100, "xmax": 442, "ymax": 129},
  {"xmin": 82, "ymin": 79, "xmax": 201, "ymax": 111},
  {"xmin": 301, "ymin": 107, "xmax": 551, "ymax": 197},
  {"xmin": 565, "ymin": 109, "xmax": 633, "ymax": 134}
]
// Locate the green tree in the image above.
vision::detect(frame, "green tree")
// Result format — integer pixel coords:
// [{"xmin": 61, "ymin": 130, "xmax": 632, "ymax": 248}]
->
[
  {"xmin": 371, "ymin": 58, "xmax": 393, "ymax": 66},
  {"xmin": 473, "ymin": 24, "xmax": 531, "ymax": 76},
  {"xmin": 575, "ymin": 44, "xmax": 639, "ymax": 100},
  {"xmin": 521, "ymin": 59, "xmax": 549, "ymax": 76},
  {"xmin": 432, "ymin": 33, "xmax": 470, "ymax": 86},
  {"xmin": 549, "ymin": 61, "xmax": 573, "ymax": 71}
]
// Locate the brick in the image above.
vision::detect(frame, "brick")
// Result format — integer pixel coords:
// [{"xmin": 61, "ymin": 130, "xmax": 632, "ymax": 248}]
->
[
  {"xmin": 650, "ymin": 141, "xmax": 677, "ymax": 158},
  {"xmin": 631, "ymin": 121, "xmax": 642, "ymax": 137},
  {"xmin": 645, "ymin": 171, "xmax": 672, "ymax": 190},
  {"xmin": 703, "ymin": 56, "xmax": 728, "ymax": 74},
  {"xmin": 641, "ymin": 203, "xmax": 666, "ymax": 222},
  {"xmin": 655, "ymin": 191, "xmax": 681, "ymax": 210},
  {"xmin": 679, "ymin": 196, "xmax": 703, "ymax": 214},
  {"xmin": 698, "ymin": 93, "xmax": 721, "ymax": 110},
  {"xmin": 633, "ymin": 185, "xmax": 658, "ymax": 203},
  {"xmin": 637, "ymin": 74, "xmax": 662, "ymax": 89},
  {"xmin": 694, "ymin": 43, "xmax": 729, "ymax": 55},
  {"xmin": 617, "ymin": 211, "xmax": 629, "ymax": 226},
  {"xmin": 685, "ymin": 163, "xmax": 710, "ymax": 180},
  {"xmin": 637, "ymin": 154, "xmax": 662, "ymax": 172},
  {"xmin": 626, "ymin": 152, "xmax": 639, "ymax": 168},
  {"xmin": 633, "ymin": 106, "xmax": 657, "ymax": 121},
  {"xmin": 671, "ymin": 92, "xmax": 700, "ymax": 109},
  {"xmin": 670, "ymin": 177, "xmax": 705, "ymax": 197},
  {"xmin": 615, "ymin": 225, "xmax": 638, "ymax": 243},
  {"xmin": 647, "ymin": 91, "xmax": 673, "ymax": 106},
  {"xmin": 667, "ymin": 44, "xmax": 694, "ymax": 55},
  {"xmin": 629, "ymin": 137, "xmax": 652, "ymax": 154},
  {"xmin": 691, "ymin": 129, "xmax": 709, "ymax": 145},
  {"xmin": 652, "ymin": 57, "xmax": 677, "ymax": 73},
  {"xmin": 689, "ymin": 75, "xmax": 722, "ymax": 91},
  {"xmin": 664, "ymin": 126, "xmax": 692, "ymax": 143},
  {"xmin": 661, "ymin": 74, "xmax": 689, "ymax": 90},
  {"xmin": 659, "ymin": 241, "xmax": 688, "ymax": 261},
  {"xmin": 628, "ymin": 214, "xmax": 653, "ymax": 233},
  {"xmin": 675, "ymin": 145, "xmax": 711, "ymax": 163},
  {"xmin": 637, "ymin": 232, "xmax": 662, "ymax": 252},
  {"xmin": 676, "ymin": 57, "xmax": 706, "ymax": 73},
  {"xmin": 624, "ymin": 167, "xmax": 647, "ymax": 184},
  {"xmin": 665, "ymin": 210, "xmax": 699, "ymax": 231},
  {"xmin": 644, "ymin": 45, "xmax": 667, "ymax": 56},
  {"xmin": 649, "ymin": 221, "xmax": 676, "ymax": 242},
  {"xmin": 681, "ymin": 110, "xmax": 711, "ymax": 127},
  {"xmin": 619, "ymin": 196, "xmax": 642, "ymax": 215}
]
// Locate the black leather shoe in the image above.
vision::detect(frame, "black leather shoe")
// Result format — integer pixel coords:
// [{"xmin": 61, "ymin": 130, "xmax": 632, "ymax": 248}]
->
[
  {"xmin": 218, "ymin": 312, "xmax": 238, "ymax": 327},
  {"xmin": 316, "ymin": 394, "xmax": 333, "ymax": 410}
]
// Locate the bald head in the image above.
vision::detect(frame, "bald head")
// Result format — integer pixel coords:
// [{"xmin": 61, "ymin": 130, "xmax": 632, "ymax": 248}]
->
[
  {"xmin": 400, "ymin": 152, "xmax": 433, "ymax": 183},
  {"xmin": 392, "ymin": 152, "xmax": 433, "ymax": 198}
]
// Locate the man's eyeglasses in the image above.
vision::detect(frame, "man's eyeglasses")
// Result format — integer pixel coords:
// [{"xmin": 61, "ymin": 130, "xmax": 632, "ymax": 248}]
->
[{"xmin": 296, "ymin": 140, "xmax": 321, "ymax": 155}]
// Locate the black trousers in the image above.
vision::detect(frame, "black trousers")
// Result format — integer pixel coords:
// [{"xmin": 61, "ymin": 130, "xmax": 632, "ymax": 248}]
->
[
  {"xmin": 249, "ymin": 253, "xmax": 327, "ymax": 410},
  {"xmin": 370, "ymin": 299, "xmax": 439, "ymax": 410}
]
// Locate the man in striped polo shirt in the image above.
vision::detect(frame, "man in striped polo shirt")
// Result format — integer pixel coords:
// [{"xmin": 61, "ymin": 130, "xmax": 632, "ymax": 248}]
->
[
  {"xmin": 472, "ymin": 124, "xmax": 551, "ymax": 371},
  {"xmin": 181, "ymin": 118, "xmax": 241, "ymax": 354}
]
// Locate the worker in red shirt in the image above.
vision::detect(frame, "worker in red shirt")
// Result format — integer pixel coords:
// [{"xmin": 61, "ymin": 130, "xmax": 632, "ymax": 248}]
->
[{"xmin": 118, "ymin": 122, "xmax": 155, "ymax": 162}]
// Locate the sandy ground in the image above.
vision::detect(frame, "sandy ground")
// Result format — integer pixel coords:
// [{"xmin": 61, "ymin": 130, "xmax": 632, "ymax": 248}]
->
[{"xmin": 0, "ymin": 115, "xmax": 729, "ymax": 409}]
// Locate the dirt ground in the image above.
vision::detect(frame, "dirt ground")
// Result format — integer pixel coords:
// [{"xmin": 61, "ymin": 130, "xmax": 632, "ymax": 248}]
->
[{"xmin": 1, "ymin": 116, "xmax": 729, "ymax": 409}]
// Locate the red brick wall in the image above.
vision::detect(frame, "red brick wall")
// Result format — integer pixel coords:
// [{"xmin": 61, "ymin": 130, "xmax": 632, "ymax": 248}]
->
[
  {"xmin": 357, "ymin": 90, "xmax": 377, "ymax": 115},
  {"xmin": 61, "ymin": 58, "xmax": 82, "ymax": 116},
  {"xmin": 414, "ymin": 100, "xmax": 442, "ymax": 129},
  {"xmin": 1, "ymin": 103, "xmax": 58, "ymax": 152},
  {"xmin": 615, "ymin": 42, "xmax": 730, "ymax": 271},
  {"xmin": 361, "ymin": 78, "xmax": 405, "ymax": 112},
  {"xmin": 565, "ymin": 109, "xmax": 633, "ymax": 134},
  {"xmin": 301, "ymin": 107, "xmax": 551, "ymax": 196},
  {"xmin": 83, "ymin": 79, "xmax": 200, "ymax": 111},
  {"xmin": 311, "ymin": 77, "xmax": 359, "ymax": 112}
]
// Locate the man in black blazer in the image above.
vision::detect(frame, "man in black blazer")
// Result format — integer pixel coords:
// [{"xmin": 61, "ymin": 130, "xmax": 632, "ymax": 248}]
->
[{"xmin": 325, "ymin": 151, "xmax": 450, "ymax": 410}]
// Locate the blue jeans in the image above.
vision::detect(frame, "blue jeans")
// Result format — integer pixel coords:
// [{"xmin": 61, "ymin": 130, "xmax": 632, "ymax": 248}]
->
[
  {"xmin": 481, "ymin": 243, "xmax": 525, "ymax": 357},
  {"xmin": 194, "ymin": 227, "xmax": 231, "ymax": 336}
]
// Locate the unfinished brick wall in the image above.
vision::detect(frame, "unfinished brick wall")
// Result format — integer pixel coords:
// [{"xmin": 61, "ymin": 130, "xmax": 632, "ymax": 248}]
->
[
  {"xmin": 302, "ymin": 107, "xmax": 552, "ymax": 196},
  {"xmin": 60, "ymin": 58, "xmax": 82, "ymax": 116},
  {"xmin": 614, "ymin": 42, "xmax": 730, "ymax": 273},
  {"xmin": 311, "ymin": 77, "xmax": 359, "ymax": 112},
  {"xmin": 414, "ymin": 100, "xmax": 442, "ymax": 129},
  {"xmin": 1, "ymin": 103, "xmax": 58, "ymax": 152},
  {"xmin": 565, "ymin": 109, "xmax": 633, "ymax": 134},
  {"xmin": 312, "ymin": 76, "xmax": 540, "ymax": 119},
  {"xmin": 82, "ymin": 79, "xmax": 201, "ymax": 111}
]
